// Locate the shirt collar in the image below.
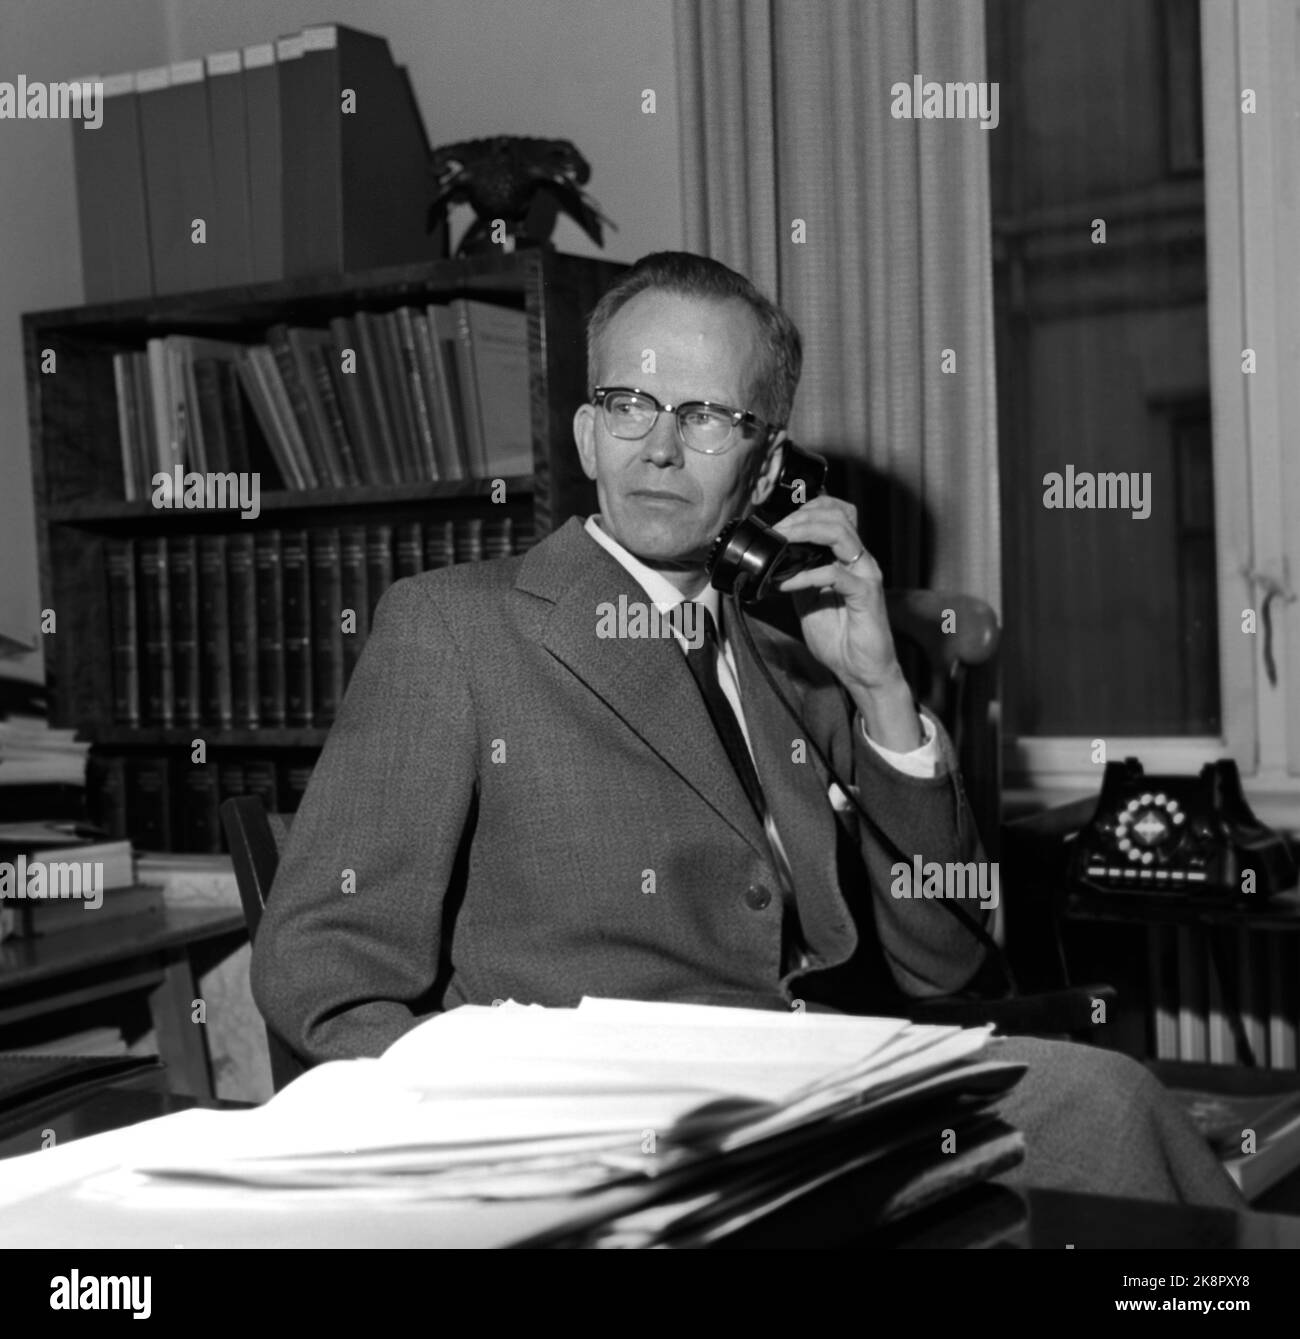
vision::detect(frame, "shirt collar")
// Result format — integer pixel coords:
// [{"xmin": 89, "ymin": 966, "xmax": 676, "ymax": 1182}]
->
[{"xmin": 584, "ymin": 515, "xmax": 722, "ymax": 631}]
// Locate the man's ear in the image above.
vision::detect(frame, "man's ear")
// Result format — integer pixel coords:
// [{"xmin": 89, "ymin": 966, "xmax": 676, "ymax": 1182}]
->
[
  {"xmin": 574, "ymin": 403, "xmax": 598, "ymax": 482},
  {"xmin": 749, "ymin": 430, "xmax": 788, "ymax": 511}
]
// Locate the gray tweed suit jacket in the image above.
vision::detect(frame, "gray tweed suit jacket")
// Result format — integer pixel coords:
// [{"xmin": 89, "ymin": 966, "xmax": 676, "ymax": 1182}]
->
[{"xmin": 251, "ymin": 517, "xmax": 987, "ymax": 1064}]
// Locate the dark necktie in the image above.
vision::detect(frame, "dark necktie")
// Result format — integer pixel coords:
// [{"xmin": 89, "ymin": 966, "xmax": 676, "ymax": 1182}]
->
[{"xmin": 677, "ymin": 602, "xmax": 767, "ymax": 823}]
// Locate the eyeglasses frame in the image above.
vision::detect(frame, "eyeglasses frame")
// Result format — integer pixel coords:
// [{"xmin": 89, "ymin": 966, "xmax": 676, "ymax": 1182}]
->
[{"xmin": 591, "ymin": 386, "xmax": 781, "ymax": 454}]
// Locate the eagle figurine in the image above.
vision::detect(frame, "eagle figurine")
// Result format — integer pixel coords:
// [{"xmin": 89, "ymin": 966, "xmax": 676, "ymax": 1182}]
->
[{"xmin": 428, "ymin": 136, "xmax": 613, "ymax": 254}]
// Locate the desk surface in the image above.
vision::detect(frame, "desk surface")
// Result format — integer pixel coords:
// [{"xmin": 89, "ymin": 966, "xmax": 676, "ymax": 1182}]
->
[
  {"xmin": 0, "ymin": 904, "xmax": 246, "ymax": 987},
  {"xmin": 1064, "ymin": 886, "xmax": 1300, "ymax": 929}
]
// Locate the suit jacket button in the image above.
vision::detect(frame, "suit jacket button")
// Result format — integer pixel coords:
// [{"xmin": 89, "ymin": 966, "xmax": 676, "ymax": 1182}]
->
[{"xmin": 744, "ymin": 884, "xmax": 772, "ymax": 911}]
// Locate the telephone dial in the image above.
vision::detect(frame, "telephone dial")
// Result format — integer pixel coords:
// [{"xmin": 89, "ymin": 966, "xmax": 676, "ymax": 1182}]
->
[
  {"xmin": 1069, "ymin": 757, "xmax": 1297, "ymax": 902},
  {"xmin": 706, "ymin": 443, "xmax": 834, "ymax": 601}
]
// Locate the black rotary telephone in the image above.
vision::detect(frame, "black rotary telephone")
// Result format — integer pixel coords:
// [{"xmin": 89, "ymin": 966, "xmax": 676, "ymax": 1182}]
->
[
  {"xmin": 706, "ymin": 443, "xmax": 833, "ymax": 601},
  {"xmin": 1069, "ymin": 757, "xmax": 1298, "ymax": 902}
]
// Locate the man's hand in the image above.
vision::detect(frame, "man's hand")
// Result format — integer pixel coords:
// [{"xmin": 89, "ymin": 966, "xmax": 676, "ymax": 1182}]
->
[{"xmin": 773, "ymin": 496, "xmax": 923, "ymax": 752}]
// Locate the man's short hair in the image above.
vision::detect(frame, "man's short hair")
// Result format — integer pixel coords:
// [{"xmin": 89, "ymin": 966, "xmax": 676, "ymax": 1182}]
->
[{"xmin": 586, "ymin": 251, "xmax": 803, "ymax": 428}]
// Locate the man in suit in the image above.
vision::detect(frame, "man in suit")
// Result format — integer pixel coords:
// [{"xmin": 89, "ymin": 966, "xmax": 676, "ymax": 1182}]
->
[{"xmin": 253, "ymin": 251, "xmax": 1240, "ymax": 1208}]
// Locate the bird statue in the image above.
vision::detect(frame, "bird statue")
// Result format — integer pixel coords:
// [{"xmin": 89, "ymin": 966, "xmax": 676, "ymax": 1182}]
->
[{"xmin": 427, "ymin": 136, "xmax": 614, "ymax": 255}]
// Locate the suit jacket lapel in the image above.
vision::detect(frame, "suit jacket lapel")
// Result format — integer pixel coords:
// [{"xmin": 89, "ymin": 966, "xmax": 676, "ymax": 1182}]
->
[
  {"xmin": 725, "ymin": 599, "xmax": 858, "ymax": 968},
  {"xmin": 518, "ymin": 521, "xmax": 770, "ymax": 860}
]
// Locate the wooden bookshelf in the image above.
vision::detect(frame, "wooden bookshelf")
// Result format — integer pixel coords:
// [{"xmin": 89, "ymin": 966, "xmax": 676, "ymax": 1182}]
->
[{"xmin": 24, "ymin": 249, "xmax": 626, "ymax": 850}]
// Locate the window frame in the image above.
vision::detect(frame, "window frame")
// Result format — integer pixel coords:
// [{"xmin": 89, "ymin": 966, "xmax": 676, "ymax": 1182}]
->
[{"xmin": 1001, "ymin": 0, "xmax": 1300, "ymax": 835}]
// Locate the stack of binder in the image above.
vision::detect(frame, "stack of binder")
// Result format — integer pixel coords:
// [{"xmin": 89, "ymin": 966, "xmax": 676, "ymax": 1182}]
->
[{"xmin": 72, "ymin": 24, "xmax": 439, "ymax": 301}]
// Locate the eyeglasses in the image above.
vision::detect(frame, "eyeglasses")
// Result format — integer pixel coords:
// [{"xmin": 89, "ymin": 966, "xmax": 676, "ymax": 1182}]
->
[{"xmin": 591, "ymin": 386, "xmax": 777, "ymax": 455}]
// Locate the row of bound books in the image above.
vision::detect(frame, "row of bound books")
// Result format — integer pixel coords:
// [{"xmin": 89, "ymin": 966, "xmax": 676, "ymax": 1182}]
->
[
  {"xmin": 88, "ymin": 753, "xmax": 314, "ymax": 855},
  {"xmin": 114, "ymin": 299, "xmax": 530, "ymax": 500},
  {"xmin": 74, "ymin": 24, "xmax": 435, "ymax": 300},
  {"xmin": 105, "ymin": 517, "xmax": 522, "ymax": 732}
]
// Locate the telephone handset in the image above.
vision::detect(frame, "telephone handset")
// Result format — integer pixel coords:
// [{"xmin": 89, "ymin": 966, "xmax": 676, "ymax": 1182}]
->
[
  {"xmin": 702, "ymin": 440, "xmax": 1015, "ymax": 990},
  {"xmin": 706, "ymin": 443, "xmax": 833, "ymax": 602}
]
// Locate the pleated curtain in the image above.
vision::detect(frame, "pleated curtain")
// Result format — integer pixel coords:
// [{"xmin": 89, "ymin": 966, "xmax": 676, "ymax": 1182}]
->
[{"xmin": 672, "ymin": 0, "xmax": 1001, "ymax": 611}]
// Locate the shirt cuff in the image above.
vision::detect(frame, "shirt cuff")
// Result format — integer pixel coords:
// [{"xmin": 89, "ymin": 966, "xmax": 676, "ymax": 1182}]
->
[{"xmin": 858, "ymin": 709, "xmax": 940, "ymax": 779}]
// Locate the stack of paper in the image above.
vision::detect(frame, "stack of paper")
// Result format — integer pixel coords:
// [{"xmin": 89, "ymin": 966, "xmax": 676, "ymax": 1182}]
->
[
  {"xmin": 0, "ymin": 999, "xmax": 1027, "ymax": 1248},
  {"xmin": 0, "ymin": 715, "xmax": 89, "ymax": 786}
]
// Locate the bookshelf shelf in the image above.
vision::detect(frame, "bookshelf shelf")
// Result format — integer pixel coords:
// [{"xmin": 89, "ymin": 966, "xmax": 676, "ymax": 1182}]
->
[
  {"xmin": 26, "ymin": 250, "xmax": 626, "ymax": 852},
  {"xmin": 25, "ymin": 250, "xmax": 557, "ymax": 335}
]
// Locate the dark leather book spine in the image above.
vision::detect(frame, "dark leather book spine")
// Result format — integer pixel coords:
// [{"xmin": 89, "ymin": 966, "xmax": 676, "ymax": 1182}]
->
[
  {"xmin": 254, "ymin": 529, "xmax": 286, "ymax": 727},
  {"xmin": 310, "ymin": 528, "xmax": 344, "ymax": 726},
  {"xmin": 125, "ymin": 754, "xmax": 174, "ymax": 852},
  {"xmin": 412, "ymin": 309, "xmax": 460, "ymax": 480},
  {"xmin": 339, "ymin": 523, "xmax": 368, "ymax": 682},
  {"xmin": 236, "ymin": 349, "xmax": 306, "ymax": 488},
  {"xmin": 422, "ymin": 518, "xmax": 454, "ymax": 571},
  {"xmin": 168, "ymin": 534, "xmax": 201, "ymax": 729},
  {"xmin": 226, "ymin": 532, "xmax": 260, "ymax": 729},
  {"xmin": 328, "ymin": 316, "xmax": 381, "ymax": 486},
  {"xmin": 483, "ymin": 515, "xmax": 515, "ymax": 559},
  {"xmin": 137, "ymin": 535, "xmax": 174, "ymax": 728},
  {"xmin": 220, "ymin": 358, "xmax": 283, "ymax": 487},
  {"xmin": 280, "ymin": 760, "xmax": 314, "ymax": 812},
  {"xmin": 179, "ymin": 762, "xmax": 222, "ymax": 853},
  {"xmin": 285, "ymin": 328, "xmax": 344, "ymax": 487},
  {"xmin": 353, "ymin": 312, "xmax": 402, "ymax": 484},
  {"xmin": 132, "ymin": 353, "xmax": 159, "ymax": 485},
  {"xmin": 192, "ymin": 358, "xmax": 231, "ymax": 472},
  {"xmin": 105, "ymin": 538, "xmax": 140, "ymax": 727},
  {"xmin": 453, "ymin": 517, "xmax": 484, "ymax": 565},
  {"xmin": 394, "ymin": 306, "xmax": 439, "ymax": 480},
  {"xmin": 394, "ymin": 520, "xmax": 422, "ymax": 579},
  {"xmin": 365, "ymin": 523, "xmax": 394, "ymax": 623},
  {"xmin": 376, "ymin": 311, "xmax": 421, "ymax": 482},
  {"xmin": 113, "ymin": 353, "xmax": 141, "ymax": 500},
  {"xmin": 305, "ymin": 340, "xmax": 362, "ymax": 486},
  {"xmin": 87, "ymin": 752, "xmax": 128, "ymax": 840},
  {"xmin": 198, "ymin": 534, "xmax": 233, "ymax": 729},
  {"xmin": 266, "ymin": 324, "xmax": 326, "ymax": 488},
  {"xmin": 281, "ymin": 528, "xmax": 313, "ymax": 728},
  {"xmin": 244, "ymin": 759, "xmax": 280, "ymax": 814},
  {"xmin": 429, "ymin": 305, "xmax": 473, "ymax": 478}
]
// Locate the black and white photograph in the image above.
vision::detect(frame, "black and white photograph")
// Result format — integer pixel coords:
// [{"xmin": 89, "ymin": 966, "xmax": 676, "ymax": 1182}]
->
[{"xmin": 0, "ymin": 0, "xmax": 1296, "ymax": 1304}]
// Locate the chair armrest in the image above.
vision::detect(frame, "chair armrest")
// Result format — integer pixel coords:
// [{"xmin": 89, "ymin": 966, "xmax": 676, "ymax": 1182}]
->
[
  {"xmin": 1002, "ymin": 796, "xmax": 1098, "ymax": 841},
  {"xmin": 895, "ymin": 984, "xmax": 1117, "ymax": 1038}
]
